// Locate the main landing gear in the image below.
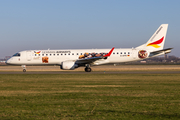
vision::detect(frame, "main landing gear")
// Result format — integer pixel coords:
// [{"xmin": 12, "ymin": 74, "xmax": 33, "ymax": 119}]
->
[
  {"xmin": 85, "ymin": 64, "xmax": 91, "ymax": 72},
  {"xmin": 21, "ymin": 65, "xmax": 26, "ymax": 72}
]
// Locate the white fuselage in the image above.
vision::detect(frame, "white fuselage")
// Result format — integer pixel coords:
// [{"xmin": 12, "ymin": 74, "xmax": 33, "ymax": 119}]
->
[{"xmin": 6, "ymin": 48, "xmax": 143, "ymax": 66}]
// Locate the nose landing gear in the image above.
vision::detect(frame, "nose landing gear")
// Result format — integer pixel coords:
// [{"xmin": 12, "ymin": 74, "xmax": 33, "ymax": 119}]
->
[{"xmin": 21, "ymin": 65, "xmax": 26, "ymax": 72}]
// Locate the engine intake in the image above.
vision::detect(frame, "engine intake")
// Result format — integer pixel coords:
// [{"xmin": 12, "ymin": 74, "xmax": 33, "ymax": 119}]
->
[{"xmin": 61, "ymin": 61, "xmax": 78, "ymax": 70}]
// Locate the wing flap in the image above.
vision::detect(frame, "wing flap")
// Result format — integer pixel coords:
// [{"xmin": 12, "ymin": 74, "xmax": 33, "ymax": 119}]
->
[{"xmin": 76, "ymin": 56, "xmax": 103, "ymax": 64}]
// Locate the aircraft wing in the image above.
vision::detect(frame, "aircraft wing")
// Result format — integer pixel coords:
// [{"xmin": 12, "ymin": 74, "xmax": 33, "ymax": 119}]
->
[
  {"xmin": 149, "ymin": 48, "xmax": 173, "ymax": 57},
  {"xmin": 75, "ymin": 47, "xmax": 114, "ymax": 64}
]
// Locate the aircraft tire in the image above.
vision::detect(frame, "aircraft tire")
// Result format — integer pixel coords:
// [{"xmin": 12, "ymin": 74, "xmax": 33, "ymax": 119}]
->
[
  {"xmin": 85, "ymin": 67, "xmax": 91, "ymax": 72},
  {"xmin": 23, "ymin": 69, "xmax": 26, "ymax": 72}
]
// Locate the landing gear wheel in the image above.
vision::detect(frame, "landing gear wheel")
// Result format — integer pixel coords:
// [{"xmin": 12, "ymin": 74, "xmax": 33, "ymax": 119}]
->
[
  {"xmin": 21, "ymin": 65, "xmax": 26, "ymax": 72},
  {"xmin": 85, "ymin": 67, "xmax": 91, "ymax": 72},
  {"xmin": 23, "ymin": 69, "xmax": 26, "ymax": 72}
]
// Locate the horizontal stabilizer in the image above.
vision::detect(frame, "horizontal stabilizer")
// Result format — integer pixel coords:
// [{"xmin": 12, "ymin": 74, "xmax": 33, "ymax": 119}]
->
[{"xmin": 149, "ymin": 48, "xmax": 173, "ymax": 57}]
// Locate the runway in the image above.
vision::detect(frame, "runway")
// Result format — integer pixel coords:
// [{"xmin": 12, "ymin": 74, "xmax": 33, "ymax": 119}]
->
[
  {"xmin": 1, "ymin": 70, "xmax": 180, "ymax": 74},
  {"xmin": 0, "ymin": 65, "xmax": 180, "ymax": 74}
]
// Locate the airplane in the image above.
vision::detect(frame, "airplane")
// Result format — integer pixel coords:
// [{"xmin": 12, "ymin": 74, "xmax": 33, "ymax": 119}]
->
[{"xmin": 6, "ymin": 24, "xmax": 172, "ymax": 72}]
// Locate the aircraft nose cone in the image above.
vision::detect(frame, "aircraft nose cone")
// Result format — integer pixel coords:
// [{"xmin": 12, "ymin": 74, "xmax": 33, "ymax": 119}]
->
[
  {"xmin": 5, "ymin": 59, "xmax": 12, "ymax": 65},
  {"xmin": 5, "ymin": 60, "xmax": 9, "ymax": 64}
]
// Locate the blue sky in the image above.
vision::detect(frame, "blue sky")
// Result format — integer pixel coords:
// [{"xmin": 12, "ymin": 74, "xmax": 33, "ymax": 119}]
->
[{"xmin": 0, "ymin": 0, "xmax": 180, "ymax": 58}]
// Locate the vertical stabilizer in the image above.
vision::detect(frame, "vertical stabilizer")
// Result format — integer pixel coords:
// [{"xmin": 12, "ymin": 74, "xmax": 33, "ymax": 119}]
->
[{"xmin": 136, "ymin": 24, "xmax": 168, "ymax": 51}]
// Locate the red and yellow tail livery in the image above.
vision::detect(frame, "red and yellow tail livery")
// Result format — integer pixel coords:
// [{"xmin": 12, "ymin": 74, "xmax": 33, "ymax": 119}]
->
[{"xmin": 147, "ymin": 36, "xmax": 164, "ymax": 48}]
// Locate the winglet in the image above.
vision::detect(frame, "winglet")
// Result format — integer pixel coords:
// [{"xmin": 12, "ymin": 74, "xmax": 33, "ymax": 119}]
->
[{"xmin": 103, "ymin": 47, "xmax": 115, "ymax": 57}]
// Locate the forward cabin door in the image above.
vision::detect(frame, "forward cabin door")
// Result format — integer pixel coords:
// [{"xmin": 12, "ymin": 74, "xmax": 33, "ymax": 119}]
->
[{"xmin": 26, "ymin": 51, "xmax": 32, "ymax": 61}]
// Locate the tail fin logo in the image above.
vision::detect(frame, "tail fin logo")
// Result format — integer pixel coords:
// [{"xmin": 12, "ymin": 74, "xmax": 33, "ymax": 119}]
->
[{"xmin": 147, "ymin": 36, "xmax": 164, "ymax": 48}]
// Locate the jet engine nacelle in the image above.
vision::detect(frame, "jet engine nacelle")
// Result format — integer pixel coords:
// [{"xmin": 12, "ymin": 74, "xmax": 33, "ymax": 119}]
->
[{"xmin": 61, "ymin": 61, "xmax": 78, "ymax": 70}]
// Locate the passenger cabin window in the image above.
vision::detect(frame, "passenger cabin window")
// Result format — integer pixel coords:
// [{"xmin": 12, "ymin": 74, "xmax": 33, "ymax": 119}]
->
[
  {"xmin": 124, "ymin": 52, "xmax": 126, "ymax": 54},
  {"xmin": 128, "ymin": 52, "xmax": 130, "ymax": 54},
  {"xmin": 77, "ymin": 53, "xmax": 78, "ymax": 55},
  {"xmin": 72, "ymin": 53, "xmax": 74, "ymax": 55},
  {"xmin": 13, "ymin": 53, "xmax": 21, "ymax": 57},
  {"xmin": 120, "ymin": 52, "xmax": 122, "ymax": 54},
  {"xmin": 117, "ymin": 52, "xmax": 119, "ymax": 54},
  {"xmin": 57, "ymin": 54, "xmax": 59, "ymax": 56},
  {"xmin": 42, "ymin": 54, "xmax": 44, "ymax": 56},
  {"xmin": 39, "ymin": 54, "xmax": 40, "ymax": 56},
  {"xmin": 54, "ymin": 54, "xmax": 55, "ymax": 56},
  {"xmin": 46, "ymin": 54, "xmax": 48, "ymax": 56}
]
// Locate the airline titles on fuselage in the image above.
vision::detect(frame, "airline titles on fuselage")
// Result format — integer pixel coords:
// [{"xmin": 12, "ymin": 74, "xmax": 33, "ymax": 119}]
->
[{"xmin": 41, "ymin": 51, "xmax": 71, "ymax": 54}]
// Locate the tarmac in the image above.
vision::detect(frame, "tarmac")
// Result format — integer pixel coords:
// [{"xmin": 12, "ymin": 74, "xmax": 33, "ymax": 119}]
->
[
  {"xmin": 0, "ymin": 65, "xmax": 180, "ymax": 74},
  {"xmin": 0, "ymin": 71, "xmax": 180, "ymax": 74}
]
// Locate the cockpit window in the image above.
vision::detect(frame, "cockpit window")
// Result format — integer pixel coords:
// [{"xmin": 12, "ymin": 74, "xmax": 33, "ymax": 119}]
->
[{"xmin": 13, "ymin": 53, "xmax": 20, "ymax": 57}]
